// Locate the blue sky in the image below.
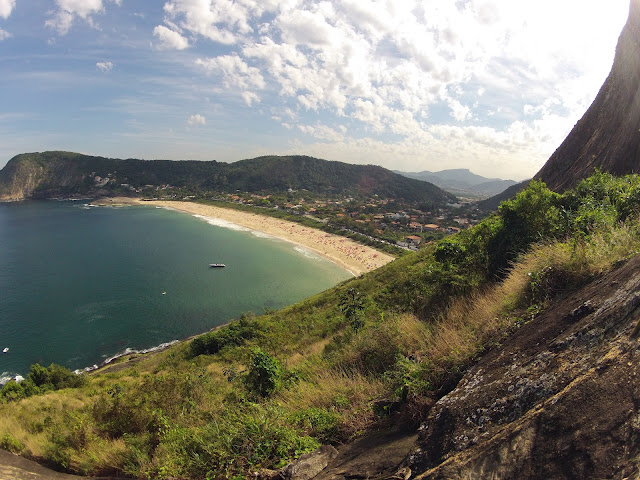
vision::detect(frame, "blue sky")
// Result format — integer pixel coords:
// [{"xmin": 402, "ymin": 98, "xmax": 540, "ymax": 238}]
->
[{"xmin": 0, "ymin": 0, "xmax": 630, "ymax": 180}]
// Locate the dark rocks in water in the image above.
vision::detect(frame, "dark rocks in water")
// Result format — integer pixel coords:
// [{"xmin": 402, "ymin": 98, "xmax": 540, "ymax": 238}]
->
[{"xmin": 535, "ymin": 0, "xmax": 640, "ymax": 192}]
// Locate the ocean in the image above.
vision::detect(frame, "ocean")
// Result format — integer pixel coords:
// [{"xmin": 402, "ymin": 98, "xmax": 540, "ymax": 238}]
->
[{"xmin": 0, "ymin": 200, "xmax": 351, "ymax": 381}]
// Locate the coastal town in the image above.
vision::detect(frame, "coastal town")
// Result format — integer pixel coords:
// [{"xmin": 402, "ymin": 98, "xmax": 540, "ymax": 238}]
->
[{"xmin": 99, "ymin": 171, "xmax": 482, "ymax": 251}]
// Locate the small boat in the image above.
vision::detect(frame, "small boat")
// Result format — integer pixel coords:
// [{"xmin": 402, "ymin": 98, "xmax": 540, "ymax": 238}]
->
[
  {"xmin": 2, "ymin": 347, "xmax": 8, "ymax": 353},
  {"xmin": 209, "ymin": 263, "xmax": 226, "ymax": 268}
]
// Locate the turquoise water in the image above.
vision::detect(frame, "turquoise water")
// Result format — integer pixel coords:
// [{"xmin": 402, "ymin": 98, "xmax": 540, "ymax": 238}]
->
[{"xmin": 0, "ymin": 201, "xmax": 351, "ymax": 380}]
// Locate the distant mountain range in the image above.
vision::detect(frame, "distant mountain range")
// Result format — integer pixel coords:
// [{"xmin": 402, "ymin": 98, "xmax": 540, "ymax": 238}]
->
[
  {"xmin": 394, "ymin": 168, "xmax": 517, "ymax": 198},
  {"xmin": 0, "ymin": 151, "xmax": 456, "ymax": 206}
]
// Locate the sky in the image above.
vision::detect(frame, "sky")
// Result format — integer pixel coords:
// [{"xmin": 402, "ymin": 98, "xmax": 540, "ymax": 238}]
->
[{"xmin": 0, "ymin": 1, "xmax": 630, "ymax": 180}]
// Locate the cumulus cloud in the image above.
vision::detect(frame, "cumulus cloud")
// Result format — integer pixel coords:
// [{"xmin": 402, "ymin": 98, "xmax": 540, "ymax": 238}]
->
[
  {"xmin": 0, "ymin": 27, "xmax": 10, "ymax": 40},
  {"xmin": 0, "ymin": 0, "xmax": 15, "ymax": 19},
  {"xmin": 46, "ymin": 0, "xmax": 121, "ymax": 35},
  {"xmin": 153, "ymin": 25, "xmax": 189, "ymax": 50},
  {"xmin": 196, "ymin": 54, "xmax": 265, "ymax": 105},
  {"xmin": 163, "ymin": 0, "xmax": 627, "ymax": 177},
  {"xmin": 96, "ymin": 61, "xmax": 114, "ymax": 72},
  {"xmin": 188, "ymin": 114, "xmax": 206, "ymax": 125}
]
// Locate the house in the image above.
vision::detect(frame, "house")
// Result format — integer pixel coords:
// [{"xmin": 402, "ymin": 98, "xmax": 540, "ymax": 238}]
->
[
  {"xmin": 405, "ymin": 235, "xmax": 422, "ymax": 246},
  {"xmin": 424, "ymin": 224, "xmax": 440, "ymax": 231}
]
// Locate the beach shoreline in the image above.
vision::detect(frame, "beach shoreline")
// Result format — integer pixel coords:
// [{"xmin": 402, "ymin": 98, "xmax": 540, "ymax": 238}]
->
[
  {"xmin": 150, "ymin": 200, "xmax": 394, "ymax": 276},
  {"xmin": 93, "ymin": 197, "xmax": 395, "ymax": 276}
]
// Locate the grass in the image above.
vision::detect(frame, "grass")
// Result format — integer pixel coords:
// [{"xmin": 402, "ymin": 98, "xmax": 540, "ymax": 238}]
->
[{"xmin": 2, "ymin": 173, "xmax": 640, "ymax": 477}]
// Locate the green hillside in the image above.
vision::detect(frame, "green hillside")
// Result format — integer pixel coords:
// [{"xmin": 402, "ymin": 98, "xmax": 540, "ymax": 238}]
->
[
  {"xmin": 1, "ymin": 171, "xmax": 639, "ymax": 478},
  {"xmin": 0, "ymin": 151, "xmax": 455, "ymax": 205}
]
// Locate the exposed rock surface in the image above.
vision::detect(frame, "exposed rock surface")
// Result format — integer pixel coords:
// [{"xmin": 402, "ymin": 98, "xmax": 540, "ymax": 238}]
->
[
  {"xmin": 0, "ymin": 449, "xmax": 117, "ymax": 480},
  {"xmin": 314, "ymin": 427, "xmax": 418, "ymax": 480},
  {"xmin": 281, "ymin": 445, "xmax": 339, "ymax": 480},
  {"xmin": 534, "ymin": 0, "xmax": 640, "ymax": 192},
  {"xmin": 406, "ymin": 255, "xmax": 640, "ymax": 479}
]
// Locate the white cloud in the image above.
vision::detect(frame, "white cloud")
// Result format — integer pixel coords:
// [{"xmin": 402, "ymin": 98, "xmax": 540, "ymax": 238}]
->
[
  {"xmin": 0, "ymin": 0, "xmax": 15, "ymax": 19},
  {"xmin": 46, "ymin": 0, "xmax": 121, "ymax": 35},
  {"xmin": 298, "ymin": 123, "xmax": 345, "ymax": 142},
  {"xmin": 196, "ymin": 54, "xmax": 265, "ymax": 105},
  {"xmin": 448, "ymin": 99, "xmax": 472, "ymax": 122},
  {"xmin": 0, "ymin": 27, "xmax": 10, "ymax": 40},
  {"xmin": 96, "ymin": 61, "xmax": 114, "ymax": 72},
  {"xmin": 153, "ymin": 25, "xmax": 189, "ymax": 50},
  {"xmin": 162, "ymin": 0, "xmax": 264, "ymax": 45},
  {"xmin": 188, "ymin": 114, "xmax": 206, "ymax": 125},
  {"xmin": 32, "ymin": 0, "xmax": 625, "ymax": 179}
]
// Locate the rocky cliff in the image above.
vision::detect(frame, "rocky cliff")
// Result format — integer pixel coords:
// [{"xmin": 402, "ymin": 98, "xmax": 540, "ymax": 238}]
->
[
  {"xmin": 0, "ymin": 152, "xmax": 96, "ymax": 201},
  {"xmin": 534, "ymin": 0, "xmax": 640, "ymax": 192},
  {"xmin": 404, "ymin": 255, "xmax": 640, "ymax": 479}
]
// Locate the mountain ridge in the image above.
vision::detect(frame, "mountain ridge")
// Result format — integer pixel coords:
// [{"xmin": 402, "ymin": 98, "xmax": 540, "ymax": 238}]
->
[
  {"xmin": 394, "ymin": 168, "xmax": 517, "ymax": 198},
  {"xmin": 0, "ymin": 151, "xmax": 455, "ymax": 205}
]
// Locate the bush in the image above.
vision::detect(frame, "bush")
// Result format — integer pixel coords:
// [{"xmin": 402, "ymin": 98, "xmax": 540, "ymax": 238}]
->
[
  {"xmin": 28, "ymin": 363, "xmax": 85, "ymax": 390},
  {"xmin": 243, "ymin": 347, "xmax": 283, "ymax": 398},
  {"xmin": 92, "ymin": 384, "xmax": 152, "ymax": 438},
  {"xmin": 189, "ymin": 316, "xmax": 262, "ymax": 357},
  {"xmin": 290, "ymin": 408, "xmax": 340, "ymax": 443},
  {"xmin": 0, "ymin": 432, "xmax": 23, "ymax": 453},
  {"xmin": 147, "ymin": 405, "xmax": 319, "ymax": 478},
  {"xmin": 0, "ymin": 363, "xmax": 85, "ymax": 402}
]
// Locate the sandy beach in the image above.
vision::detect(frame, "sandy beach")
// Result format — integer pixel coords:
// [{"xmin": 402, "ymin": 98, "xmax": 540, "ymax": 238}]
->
[{"xmin": 96, "ymin": 198, "xmax": 395, "ymax": 276}]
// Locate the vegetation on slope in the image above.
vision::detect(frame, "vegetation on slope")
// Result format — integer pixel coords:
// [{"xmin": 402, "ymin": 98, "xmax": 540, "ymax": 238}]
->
[
  {"xmin": 1, "ymin": 172, "xmax": 640, "ymax": 478},
  {"xmin": 0, "ymin": 151, "xmax": 455, "ymax": 205}
]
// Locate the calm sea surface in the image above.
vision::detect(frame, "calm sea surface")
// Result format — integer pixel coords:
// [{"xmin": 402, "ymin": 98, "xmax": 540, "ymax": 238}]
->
[{"xmin": 0, "ymin": 201, "xmax": 351, "ymax": 380}]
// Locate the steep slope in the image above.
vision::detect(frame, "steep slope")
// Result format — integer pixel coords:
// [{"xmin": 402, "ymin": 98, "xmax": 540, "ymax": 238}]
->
[
  {"xmin": 0, "ymin": 151, "xmax": 455, "ymax": 205},
  {"xmin": 534, "ymin": 0, "xmax": 640, "ymax": 192},
  {"xmin": 406, "ymin": 254, "xmax": 640, "ymax": 479}
]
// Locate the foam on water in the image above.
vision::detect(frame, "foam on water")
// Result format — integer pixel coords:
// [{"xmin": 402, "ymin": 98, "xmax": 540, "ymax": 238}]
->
[
  {"xmin": 191, "ymin": 214, "xmax": 251, "ymax": 232},
  {"xmin": 251, "ymin": 230, "xmax": 276, "ymax": 240},
  {"xmin": 294, "ymin": 246, "xmax": 321, "ymax": 261},
  {"xmin": 75, "ymin": 340, "xmax": 179, "ymax": 374},
  {"xmin": 0, "ymin": 372, "xmax": 24, "ymax": 385}
]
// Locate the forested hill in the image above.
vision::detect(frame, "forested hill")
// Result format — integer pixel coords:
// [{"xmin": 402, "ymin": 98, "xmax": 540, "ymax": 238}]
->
[{"xmin": 0, "ymin": 151, "xmax": 455, "ymax": 205}]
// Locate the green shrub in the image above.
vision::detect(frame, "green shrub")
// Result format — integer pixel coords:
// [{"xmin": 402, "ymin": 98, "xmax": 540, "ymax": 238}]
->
[
  {"xmin": 92, "ymin": 384, "xmax": 152, "ymax": 438},
  {"xmin": 384, "ymin": 355, "xmax": 433, "ymax": 403},
  {"xmin": 0, "ymin": 363, "xmax": 85, "ymax": 402},
  {"xmin": 189, "ymin": 316, "xmax": 262, "ymax": 357},
  {"xmin": 290, "ymin": 408, "xmax": 340, "ymax": 443},
  {"xmin": 148, "ymin": 405, "xmax": 319, "ymax": 478},
  {"xmin": 27, "ymin": 363, "xmax": 85, "ymax": 390},
  {"xmin": 243, "ymin": 347, "xmax": 283, "ymax": 398},
  {"xmin": 0, "ymin": 432, "xmax": 23, "ymax": 453}
]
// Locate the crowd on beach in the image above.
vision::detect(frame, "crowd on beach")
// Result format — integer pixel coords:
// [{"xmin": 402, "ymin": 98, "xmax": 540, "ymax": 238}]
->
[
  {"xmin": 141, "ymin": 201, "xmax": 394, "ymax": 275},
  {"xmin": 244, "ymin": 212, "xmax": 392, "ymax": 273}
]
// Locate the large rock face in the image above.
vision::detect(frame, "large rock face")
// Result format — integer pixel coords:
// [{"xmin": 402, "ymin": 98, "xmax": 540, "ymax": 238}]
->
[
  {"xmin": 407, "ymin": 255, "xmax": 640, "ymax": 479},
  {"xmin": 535, "ymin": 0, "xmax": 640, "ymax": 192}
]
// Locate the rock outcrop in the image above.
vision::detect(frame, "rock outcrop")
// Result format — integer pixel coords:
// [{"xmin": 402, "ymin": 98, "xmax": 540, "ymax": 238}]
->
[
  {"xmin": 534, "ymin": 0, "xmax": 640, "ymax": 192},
  {"xmin": 406, "ymin": 255, "xmax": 640, "ymax": 479}
]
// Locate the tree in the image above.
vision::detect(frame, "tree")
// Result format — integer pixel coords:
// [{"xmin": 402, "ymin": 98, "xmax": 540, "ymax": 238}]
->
[{"xmin": 340, "ymin": 288, "xmax": 366, "ymax": 332}]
